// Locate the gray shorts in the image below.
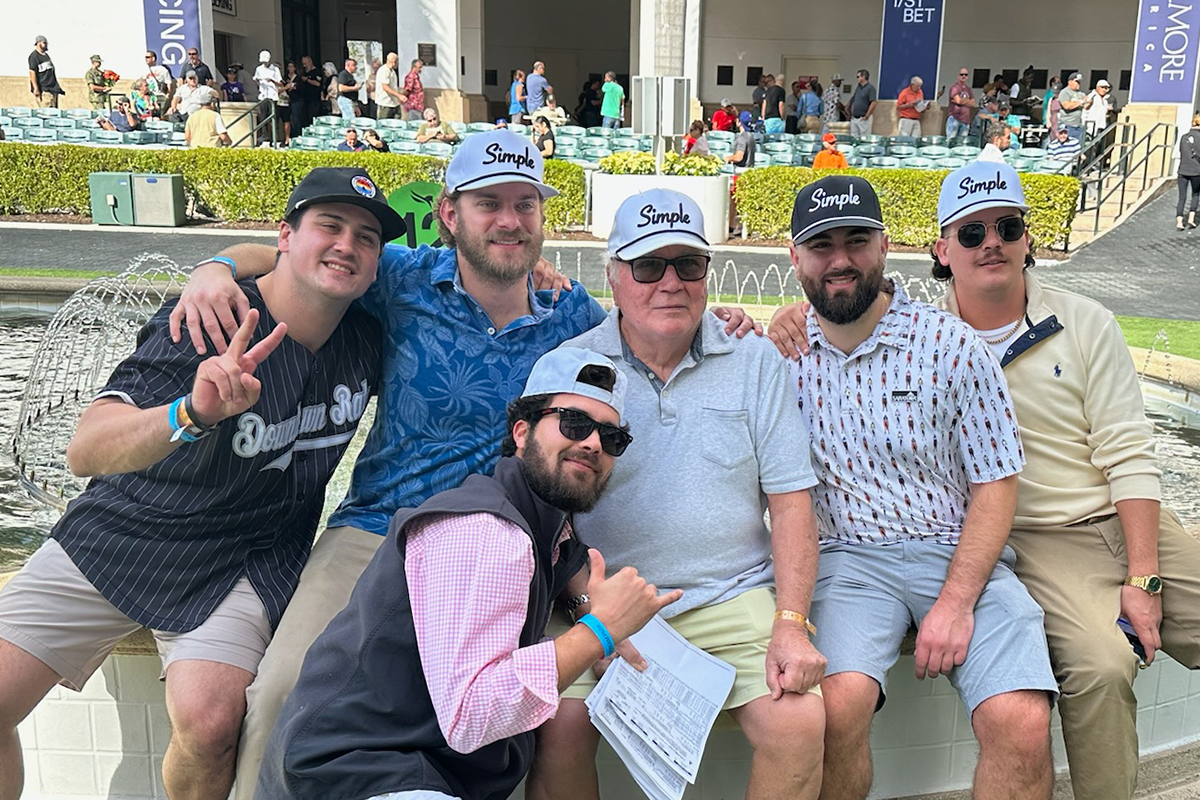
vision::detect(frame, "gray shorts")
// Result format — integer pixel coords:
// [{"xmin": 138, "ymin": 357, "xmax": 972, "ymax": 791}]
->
[
  {"xmin": 0, "ymin": 539, "xmax": 271, "ymax": 690},
  {"xmin": 809, "ymin": 539, "xmax": 1058, "ymax": 712}
]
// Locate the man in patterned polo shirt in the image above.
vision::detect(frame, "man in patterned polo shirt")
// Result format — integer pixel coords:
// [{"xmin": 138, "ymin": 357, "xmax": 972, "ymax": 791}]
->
[
  {"xmin": 0, "ymin": 167, "xmax": 402, "ymax": 800},
  {"xmin": 782, "ymin": 175, "xmax": 1058, "ymax": 800}
]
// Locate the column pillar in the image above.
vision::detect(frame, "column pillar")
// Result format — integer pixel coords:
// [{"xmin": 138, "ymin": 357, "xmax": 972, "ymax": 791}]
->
[
  {"xmin": 395, "ymin": 0, "xmax": 484, "ymax": 122},
  {"xmin": 636, "ymin": 0, "xmax": 701, "ymax": 115}
]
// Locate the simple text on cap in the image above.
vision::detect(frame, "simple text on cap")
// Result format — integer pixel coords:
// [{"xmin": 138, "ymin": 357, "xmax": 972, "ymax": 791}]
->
[
  {"xmin": 957, "ymin": 171, "xmax": 1008, "ymax": 200},
  {"xmin": 638, "ymin": 203, "xmax": 692, "ymax": 228},
  {"xmin": 809, "ymin": 184, "xmax": 861, "ymax": 213},
  {"xmin": 482, "ymin": 142, "xmax": 536, "ymax": 169}
]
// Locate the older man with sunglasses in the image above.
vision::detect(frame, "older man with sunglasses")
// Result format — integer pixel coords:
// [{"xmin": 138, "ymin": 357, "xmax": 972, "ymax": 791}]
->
[
  {"xmin": 527, "ymin": 189, "xmax": 827, "ymax": 800},
  {"xmin": 929, "ymin": 162, "xmax": 1200, "ymax": 800}
]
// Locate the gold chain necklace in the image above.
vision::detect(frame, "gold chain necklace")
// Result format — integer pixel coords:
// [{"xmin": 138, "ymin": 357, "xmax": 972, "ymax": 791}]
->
[{"xmin": 983, "ymin": 318, "xmax": 1023, "ymax": 345}]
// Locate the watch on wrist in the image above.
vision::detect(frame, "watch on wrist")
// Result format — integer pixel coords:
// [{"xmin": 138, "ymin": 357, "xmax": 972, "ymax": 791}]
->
[
  {"xmin": 1123, "ymin": 575, "xmax": 1163, "ymax": 595},
  {"xmin": 564, "ymin": 593, "xmax": 590, "ymax": 618}
]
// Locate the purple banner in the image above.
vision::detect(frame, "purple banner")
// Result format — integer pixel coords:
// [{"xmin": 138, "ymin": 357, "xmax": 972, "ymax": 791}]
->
[
  {"xmin": 144, "ymin": 0, "xmax": 202, "ymax": 77},
  {"xmin": 878, "ymin": 0, "xmax": 945, "ymax": 101},
  {"xmin": 1130, "ymin": 0, "xmax": 1200, "ymax": 104}
]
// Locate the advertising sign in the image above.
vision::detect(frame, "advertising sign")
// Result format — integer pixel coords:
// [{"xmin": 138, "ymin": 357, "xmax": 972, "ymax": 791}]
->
[
  {"xmin": 878, "ymin": 0, "xmax": 945, "ymax": 101},
  {"xmin": 1130, "ymin": 0, "xmax": 1200, "ymax": 104}
]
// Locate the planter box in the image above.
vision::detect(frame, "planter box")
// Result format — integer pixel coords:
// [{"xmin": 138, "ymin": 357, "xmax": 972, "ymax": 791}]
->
[{"xmin": 591, "ymin": 172, "xmax": 730, "ymax": 245}]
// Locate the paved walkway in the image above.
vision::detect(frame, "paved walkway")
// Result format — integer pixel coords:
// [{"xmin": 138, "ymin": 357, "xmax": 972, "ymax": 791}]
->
[{"xmin": 1, "ymin": 187, "xmax": 1197, "ymax": 320}]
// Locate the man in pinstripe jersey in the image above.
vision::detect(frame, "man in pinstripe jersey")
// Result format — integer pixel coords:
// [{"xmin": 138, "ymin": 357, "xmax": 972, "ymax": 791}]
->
[{"xmin": 0, "ymin": 167, "xmax": 402, "ymax": 800}]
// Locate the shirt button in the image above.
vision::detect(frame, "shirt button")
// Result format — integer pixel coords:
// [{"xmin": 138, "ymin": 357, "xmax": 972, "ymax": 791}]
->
[{"xmin": 487, "ymin": 327, "xmax": 496, "ymax": 335}]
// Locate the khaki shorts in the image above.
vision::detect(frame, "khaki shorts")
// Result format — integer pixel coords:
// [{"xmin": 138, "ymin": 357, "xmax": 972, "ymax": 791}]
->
[
  {"xmin": 0, "ymin": 539, "xmax": 271, "ymax": 690},
  {"xmin": 550, "ymin": 587, "xmax": 818, "ymax": 712}
]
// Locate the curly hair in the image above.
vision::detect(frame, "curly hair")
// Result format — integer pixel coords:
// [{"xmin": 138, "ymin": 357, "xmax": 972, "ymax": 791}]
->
[
  {"xmin": 930, "ymin": 226, "xmax": 1037, "ymax": 282},
  {"xmin": 501, "ymin": 395, "xmax": 553, "ymax": 457}
]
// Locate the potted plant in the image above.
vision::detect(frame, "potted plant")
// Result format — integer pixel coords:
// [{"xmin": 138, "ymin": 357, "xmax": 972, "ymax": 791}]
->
[{"xmin": 592, "ymin": 151, "xmax": 730, "ymax": 243}]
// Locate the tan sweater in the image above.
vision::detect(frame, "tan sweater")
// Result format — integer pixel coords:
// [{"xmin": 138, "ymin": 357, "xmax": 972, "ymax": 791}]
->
[{"xmin": 938, "ymin": 272, "xmax": 1161, "ymax": 529}]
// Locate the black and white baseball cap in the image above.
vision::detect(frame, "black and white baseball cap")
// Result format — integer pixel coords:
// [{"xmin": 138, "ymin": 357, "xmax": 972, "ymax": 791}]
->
[
  {"xmin": 444, "ymin": 129, "xmax": 558, "ymax": 198},
  {"xmin": 284, "ymin": 167, "xmax": 406, "ymax": 242},
  {"xmin": 607, "ymin": 188, "xmax": 712, "ymax": 260},
  {"xmin": 790, "ymin": 175, "xmax": 885, "ymax": 244}
]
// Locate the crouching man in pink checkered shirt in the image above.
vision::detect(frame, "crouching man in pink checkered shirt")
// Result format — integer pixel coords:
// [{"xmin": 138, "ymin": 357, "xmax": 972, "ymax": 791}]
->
[{"xmin": 253, "ymin": 347, "xmax": 680, "ymax": 800}]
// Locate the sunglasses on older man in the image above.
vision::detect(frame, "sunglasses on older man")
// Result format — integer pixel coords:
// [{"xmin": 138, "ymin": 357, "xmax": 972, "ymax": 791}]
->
[
  {"xmin": 953, "ymin": 215, "xmax": 1026, "ymax": 249},
  {"xmin": 621, "ymin": 254, "xmax": 711, "ymax": 283},
  {"xmin": 538, "ymin": 407, "xmax": 632, "ymax": 456}
]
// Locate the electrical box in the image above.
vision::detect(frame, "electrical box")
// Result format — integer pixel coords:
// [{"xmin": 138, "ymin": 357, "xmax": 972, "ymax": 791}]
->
[
  {"xmin": 132, "ymin": 174, "xmax": 186, "ymax": 227},
  {"xmin": 660, "ymin": 77, "xmax": 692, "ymax": 137},
  {"xmin": 88, "ymin": 172, "xmax": 134, "ymax": 226},
  {"xmin": 632, "ymin": 76, "xmax": 660, "ymax": 136}
]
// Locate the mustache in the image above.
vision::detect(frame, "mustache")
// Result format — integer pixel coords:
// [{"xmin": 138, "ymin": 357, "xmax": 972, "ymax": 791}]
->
[{"xmin": 561, "ymin": 447, "xmax": 601, "ymax": 469}]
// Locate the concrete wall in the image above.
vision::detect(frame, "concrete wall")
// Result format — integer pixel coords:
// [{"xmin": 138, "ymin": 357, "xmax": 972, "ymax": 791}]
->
[{"xmin": 210, "ymin": 0, "xmax": 284, "ymax": 80}]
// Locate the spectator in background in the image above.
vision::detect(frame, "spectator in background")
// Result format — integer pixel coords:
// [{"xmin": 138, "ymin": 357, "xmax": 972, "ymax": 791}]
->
[
  {"xmin": 726, "ymin": 111, "xmax": 757, "ymax": 169},
  {"xmin": 1176, "ymin": 113, "xmax": 1200, "ymax": 230},
  {"xmin": 1057, "ymin": 72, "xmax": 1087, "ymax": 142},
  {"xmin": 983, "ymin": 72, "xmax": 1009, "ymax": 97},
  {"xmin": 799, "ymin": 80, "xmax": 823, "ymax": 133},
  {"xmin": 812, "ymin": 132, "xmax": 848, "ymax": 169},
  {"xmin": 221, "ymin": 66, "xmax": 246, "ymax": 102},
  {"xmin": 143, "ymin": 50, "xmax": 174, "ymax": 113},
  {"xmin": 751, "ymin": 74, "xmax": 769, "ymax": 120},
  {"xmin": 402, "ymin": 58, "xmax": 425, "ymax": 121},
  {"xmin": 600, "ymin": 71, "xmax": 625, "ymax": 129},
  {"xmin": 848, "ymin": 69, "xmax": 877, "ymax": 138},
  {"xmin": 1083, "ymin": 79, "xmax": 1114, "ymax": 138},
  {"xmin": 896, "ymin": 76, "xmax": 926, "ymax": 138},
  {"xmin": 968, "ymin": 94, "xmax": 1000, "ymax": 147},
  {"xmin": 1043, "ymin": 75, "xmax": 1063, "ymax": 135},
  {"xmin": 97, "ymin": 96, "xmax": 140, "ymax": 133},
  {"xmin": 785, "ymin": 80, "xmax": 802, "ymax": 134},
  {"xmin": 1011, "ymin": 66, "xmax": 1040, "ymax": 121},
  {"xmin": 762, "ymin": 74, "xmax": 786, "ymax": 134},
  {"xmin": 976, "ymin": 121, "xmax": 1011, "ymax": 163},
  {"xmin": 28, "ymin": 36, "xmax": 65, "ymax": 108},
  {"xmin": 130, "ymin": 79, "xmax": 159, "ymax": 122},
  {"xmin": 526, "ymin": 61, "xmax": 552, "ymax": 118},
  {"xmin": 254, "ymin": 51, "xmax": 285, "ymax": 144},
  {"xmin": 85, "ymin": 54, "xmax": 110, "ymax": 111},
  {"xmin": 415, "ymin": 107, "xmax": 459, "ymax": 144},
  {"xmin": 532, "ymin": 115, "xmax": 555, "ymax": 159},
  {"xmin": 185, "ymin": 47, "xmax": 215, "ymax": 88},
  {"xmin": 1046, "ymin": 126, "xmax": 1082, "ymax": 164},
  {"xmin": 946, "ymin": 67, "xmax": 974, "ymax": 139},
  {"xmin": 532, "ymin": 95, "xmax": 567, "ymax": 127},
  {"xmin": 1000, "ymin": 101, "xmax": 1022, "ymax": 149},
  {"xmin": 509, "ymin": 69, "xmax": 527, "ymax": 124},
  {"xmin": 184, "ymin": 88, "xmax": 231, "ymax": 147},
  {"xmin": 168, "ymin": 71, "xmax": 204, "ymax": 123},
  {"xmin": 336, "ymin": 59, "xmax": 362, "ymax": 120},
  {"xmin": 321, "ymin": 62, "xmax": 338, "ymax": 115},
  {"xmin": 712, "ymin": 99, "xmax": 737, "ymax": 132},
  {"xmin": 576, "ymin": 79, "xmax": 602, "ymax": 128},
  {"xmin": 293, "ymin": 55, "xmax": 323, "ymax": 133},
  {"xmin": 362, "ymin": 128, "xmax": 390, "ymax": 153},
  {"xmin": 277, "ymin": 61, "xmax": 296, "ymax": 146},
  {"xmin": 336, "ymin": 127, "xmax": 366, "ymax": 152},
  {"xmin": 823, "ymin": 74, "xmax": 844, "ymax": 124},
  {"xmin": 684, "ymin": 119, "xmax": 710, "ymax": 156},
  {"xmin": 374, "ymin": 52, "xmax": 404, "ymax": 121},
  {"xmin": 494, "ymin": 118, "xmax": 509, "ymax": 129}
]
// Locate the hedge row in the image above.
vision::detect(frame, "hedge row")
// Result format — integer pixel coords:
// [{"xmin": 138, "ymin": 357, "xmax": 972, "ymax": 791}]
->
[
  {"xmin": 0, "ymin": 144, "xmax": 587, "ymax": 231},
  {"xmin": 733, "ymin": 166, "xmax": 1080, "ymax": 248}
]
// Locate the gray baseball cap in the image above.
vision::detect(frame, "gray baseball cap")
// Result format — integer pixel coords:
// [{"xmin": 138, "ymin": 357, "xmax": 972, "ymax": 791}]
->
[{"xmin": 521, "ymin": 347, "xmax": 627, "ymax": 420}]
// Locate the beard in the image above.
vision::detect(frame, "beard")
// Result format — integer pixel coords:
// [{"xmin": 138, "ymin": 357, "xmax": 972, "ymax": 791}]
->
[
  {"xmin": 454, "ymin": 219, "xmax": 545, "ymax": 287},
  {"xmin": 800, "ymin": 263, "xmax": 885, "ymax": 325},
  {"xmin": 522, "ymin": 431, "xmax": 611, "ymax": 514}
]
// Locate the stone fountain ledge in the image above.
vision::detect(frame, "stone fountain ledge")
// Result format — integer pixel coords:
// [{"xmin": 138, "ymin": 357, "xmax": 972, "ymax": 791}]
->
[{"xmin": 1131, "ymin": 347, "xmax": 1200, "ymax": 395}]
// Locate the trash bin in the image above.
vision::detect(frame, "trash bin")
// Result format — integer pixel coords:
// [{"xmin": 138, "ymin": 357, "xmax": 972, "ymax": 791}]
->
[{"xmin": 88, "ymin": 172, "xmax": 135, "ymax": 225}]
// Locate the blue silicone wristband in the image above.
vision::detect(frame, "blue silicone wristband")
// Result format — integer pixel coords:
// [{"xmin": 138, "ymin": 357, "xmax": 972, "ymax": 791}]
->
[
  {"xmin": 168, "ymin": 396, "xmax": 201, "ymax": 443},
  {"xmin": 204, "ymin": 255, "xmax": 237, "ymax": 280},
  {"xmin": 577, "ymin": 613, "xmax": 615, "ymax": 659}
]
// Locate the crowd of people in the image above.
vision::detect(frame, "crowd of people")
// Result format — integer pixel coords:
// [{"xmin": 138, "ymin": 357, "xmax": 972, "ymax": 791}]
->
[{"xmin": 1, "ymin": 126, "xmax": 1197, "ymax": 800}]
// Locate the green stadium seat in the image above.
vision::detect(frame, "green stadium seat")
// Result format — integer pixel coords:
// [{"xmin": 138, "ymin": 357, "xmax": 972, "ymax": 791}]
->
[
  {"xmin": 940, "ymin": 157, "xmax": 968, "ymax": 169},
  {"xmin": 762, "ymin": 142, "xmax": 792, "ymax": 154},
  {"xmin": 920, "ymin": 145, "xmax": 951, "ymax": 158},
  {"xmin": 560, "ymin": 125, "xmax": 585, "ymax": 137},
  {"xmin": 2, "ymin": 127, "xmax": 23, "ymax": 140},
  {"xmin": 794, "ymin": 141, "xmax": 821, "ymax": 154},
  {"xmin": 65, "ymin": 108, "xmax": 93, "ymax": 120},
  {"xmin": 582, "ymin": 136, "xmax": 609, "ymax": 148},
  {"xmin": 313, "ymin": 115, "xmax": 342, "ymax": 126},
  {"xmin": 378, "ymin": 118, "xmax": 407, "ymax": 130},
  {"xmin": 449, "ymin": 121, "xmax": 466, "ymax": 132},
  {"xmin": 857, "ymin": 144, "xmax": 885, "ymax": 157},
  {"xmin": 555, "ymin": 145, "xmax": 578, "ymax": 158},
  {"xmin": 420, "ymin": 141, "xmax": 453, "ymax": 156},
  {"xmin": 58, "ymin": 129, "xmax": 91, "ymax": 144},
  {"xmin": 612, "ymin": 137, "xmax": 640, "ymax": 151},
  {"xmin": 0, "ymin": 116, "xmax": 11, "ymax": 128},
  {"xmin": 707, "ymin": 130, "xmax": 735, "ymax": 143},
  {"xmin": 764, "ymin": 133, "xmax": 794, "ymax": 144},
  {"xmin": 951, "ymin": 145, "xmax": 981, "ymax": 158},
  {"xmin": 26, "ymin": 129, "xmax": 58, "ymax": 143},
  {"xmin": 918, "ymin": 135, "xmax": 947, "ymax": 147},
  {"xmin": 306, "ymin": 125, "xmax": 335, "ymax": 138},
  {"xmin": 390, "ymin": 141, "xmax": 422, "ymax": 154},
  {"xmin": 902, "ymin": 156, "xmax": 937, "ymax": 169},
  {"xmin": 5, "ymin": 107, "xmax": 33, "ymax": 117},
  {"xmin": 34, "ymin": 107, "xmax": 62, "ymax": 118},
  {"xmin": 858, "ymin": 134, "xmax": 887, "ymax": 144},
  {"xmin": 14, "ymin": 117, "xmax": 44, "ymax": 128},
  {"xmin": 1021, "ymin": 148, "xmax": 1047, "ymax": 160},
  {"xmin": 582, "ymin": 147, "xmax": 613, "ymax": 161},
  {"xmin": 868, "ymin": 156, "xmax": 900, "ymax": 168},
  {"xmin": 508, "ymin": 123, "xmax": 528, "ymax": 134},
  {"xmin": 888, "ymin": 145, "xmax": 918, "ymax": 157},
  {"xmin": 585, "ymin": 127, "xmax": 614, "ymax": 138},
  {"xmin": 466, "ymin": 122, "xmax": 495, "ymax": 132},
  {"xmin": 123, "ymin": 131, "xmax": 157, "ymax": 145}
]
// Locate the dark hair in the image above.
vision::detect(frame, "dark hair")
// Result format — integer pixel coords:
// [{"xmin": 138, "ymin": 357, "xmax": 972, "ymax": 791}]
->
[
  {"xmin": 929, "ymin": 218, "xmax": 1036, "ymax": 281},
  {"xmin": 857, "ymin": 69, "xmax": 870, "ymax": 80},
  {"xmin": 689, "ymin": 119, "xmax": 705, "ymax": 136},
  {"xmin": 500, "ymin": 364, "xmax": 623, "ymax": 457}
]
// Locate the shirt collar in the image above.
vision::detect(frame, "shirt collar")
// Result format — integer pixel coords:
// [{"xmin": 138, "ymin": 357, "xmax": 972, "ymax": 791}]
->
[
  {"xmin": 431, "ymin": 247, "xmax": 553, "ymax": 322},
  {"xmin": 806, "ymin": 280, "xmax": 914, "ymax": 356},
  {"xmin": 942, "ymin": 271, "xmax": 1053, "ymax": 326},
  {"xmin": 589, "ymin": 305, "xmax": 735, "ymax": 362}
]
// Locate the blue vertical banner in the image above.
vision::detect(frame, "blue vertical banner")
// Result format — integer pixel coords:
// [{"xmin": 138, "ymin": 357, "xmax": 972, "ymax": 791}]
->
[
  {"xmin": 1130, "ymin": 0, "xmax": 1200, "ymax": 103},
  {"xmin": 144, "ymin": 0, "xmax": 202, "ymax": 76},
  {"xmin": 878, "ymin": 0, "xmax": 946, "ymax": 101}
]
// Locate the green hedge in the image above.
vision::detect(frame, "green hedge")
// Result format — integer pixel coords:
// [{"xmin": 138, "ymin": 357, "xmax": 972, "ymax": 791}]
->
[
  {"xmin": 0, "ymin": 143, "xmax": 587, "ymax": 231},
  {"xmin": 733, "ymin": 166, "xmax": 1080, "ymax": 248}
]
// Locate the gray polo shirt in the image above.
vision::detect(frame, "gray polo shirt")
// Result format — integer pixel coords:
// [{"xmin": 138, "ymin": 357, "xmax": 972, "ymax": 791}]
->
[
  {"xmin": 1057, "ymin": 86, "xmax": 1086, "ymax": 127},
  {"xmin": 563, "ymin": 308, "xmax": 818, "ymax": 617}
]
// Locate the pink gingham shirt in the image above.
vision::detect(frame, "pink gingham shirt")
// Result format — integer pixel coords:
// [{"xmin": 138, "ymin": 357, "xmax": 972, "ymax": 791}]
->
[{"xmin": 405, "ymin": 511, "xmax": 570, "ymax": 754}]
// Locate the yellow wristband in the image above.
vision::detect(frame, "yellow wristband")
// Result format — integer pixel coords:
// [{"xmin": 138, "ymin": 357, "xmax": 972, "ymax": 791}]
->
[{"xmin": 774, "ymin": 610, "xmax": 817, "ymax": 637}]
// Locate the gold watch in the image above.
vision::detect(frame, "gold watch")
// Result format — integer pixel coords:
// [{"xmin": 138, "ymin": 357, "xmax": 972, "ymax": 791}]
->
[{"xmin": 1123, "ymin": 575, "xmax": 1163, "ymax": 595}]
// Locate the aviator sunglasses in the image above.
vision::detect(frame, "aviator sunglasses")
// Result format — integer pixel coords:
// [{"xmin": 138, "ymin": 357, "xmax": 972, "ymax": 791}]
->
[
  {"xmin": 953, "ymin": 216, "xmax": 1026, "ymax": 249},
  {"xmin": 538, "ymin": 407, "xmax": 632, "ymax": 456},
  {"xmin": 621, "ymin": 254, "xmax": 711, "ymax": 283}
]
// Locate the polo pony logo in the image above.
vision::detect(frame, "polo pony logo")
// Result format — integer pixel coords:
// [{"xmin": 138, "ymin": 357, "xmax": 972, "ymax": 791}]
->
[
  {"xmin": 482, "ymin": 143, "xmax": 536, "ymax": 170},
  {"xmin": 638, "ymin": 203, "xmax": 691, "ymax": 228},
  {"xmin": 957, "ymin": 171, "xmax": 1007, "ymax": 200},
  {"xmin": 809, "ymin": 185, "xmax": 860, "ymax": 213}
]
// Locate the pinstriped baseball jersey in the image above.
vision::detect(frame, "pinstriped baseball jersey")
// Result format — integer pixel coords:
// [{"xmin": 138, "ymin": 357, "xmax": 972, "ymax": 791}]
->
[
  {"xmin": 792, "ymin": 282, "xmax": 1024, "ymax": 545},
  {"xmin": 51, "ymin": 281, "xmax": 382, "ymax": 632}
]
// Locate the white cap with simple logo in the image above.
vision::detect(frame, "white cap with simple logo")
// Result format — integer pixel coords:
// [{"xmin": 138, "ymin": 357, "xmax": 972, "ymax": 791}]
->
[
  {"xmin": 444, "ymin": 129, "xmax": 559, "ymax": 198},
  {"xmin": 607, "ymin": 188, "xmax": 712, "ymax": 260},
  {"xmin": 937, "ymin": 160, "xmax": 1029, "ymax": 228}
]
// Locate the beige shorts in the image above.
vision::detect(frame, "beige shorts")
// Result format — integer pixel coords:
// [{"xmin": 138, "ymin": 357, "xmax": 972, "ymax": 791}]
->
[
  {"xmin": 551, "ymin": 587, "xmax": 818, "ymax": 712},
  {"xmin": 0, "ymin": 539, "xmax": 271, "ymax": 690}
]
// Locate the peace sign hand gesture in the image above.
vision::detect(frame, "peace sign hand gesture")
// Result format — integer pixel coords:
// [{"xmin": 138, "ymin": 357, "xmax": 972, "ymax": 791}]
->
[{"xmin": 190, "ymin": 309, "xmax": 288, "ymax": 425}]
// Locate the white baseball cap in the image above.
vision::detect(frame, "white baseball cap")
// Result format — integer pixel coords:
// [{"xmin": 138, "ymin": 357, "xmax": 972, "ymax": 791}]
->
[
  {"xmin": 937, "ymin": 161, "xmax": 1029, "ymax": 228},
  {"xmin": 444, "ymin": 129, "xmax": 558, "ymax": 198},
  {"xmin": 607, "ymin": 188, "xmax": 712, "ymax": 260},
  {"xmin": 259, "ymin": 50, "xmax": 271, "ymax": 63},
  {"xmin": 521, "ymin": 347, "xmax": 627, "ymax": 420}
]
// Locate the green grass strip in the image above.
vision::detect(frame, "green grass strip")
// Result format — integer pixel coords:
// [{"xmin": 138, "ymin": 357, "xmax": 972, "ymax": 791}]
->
[{"xmin": 1115, "ymin": 316, "xmax": 1200, "ymax": 361}]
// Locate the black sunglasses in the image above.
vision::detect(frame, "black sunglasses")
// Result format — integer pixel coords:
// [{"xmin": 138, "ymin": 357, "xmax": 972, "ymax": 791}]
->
[
  {"xmin": 621, "ymin": 254, "xmax": 711, "ymax": 283},
  {"xmin": 954, "ymin": 216, "xmax": 1026, "ymax": 249},
  {"xmin": 539, "ymin": 407, "xmax": 632, "ymax": 457}
]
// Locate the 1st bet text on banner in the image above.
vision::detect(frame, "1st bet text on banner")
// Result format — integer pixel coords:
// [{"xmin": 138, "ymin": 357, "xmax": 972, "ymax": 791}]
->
[{"xmin": 878, "ymin": 0, "xmax": 946, "ymax": 101}]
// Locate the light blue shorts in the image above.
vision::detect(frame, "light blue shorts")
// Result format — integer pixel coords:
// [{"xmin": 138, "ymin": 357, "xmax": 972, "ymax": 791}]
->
[
  {"xmin": 764, "ymin": 117, "xmax": 785, "ymax": 134},
  {"xmin": 809, "ymin": 540, "xmax": 1058, "ymax": 712}
]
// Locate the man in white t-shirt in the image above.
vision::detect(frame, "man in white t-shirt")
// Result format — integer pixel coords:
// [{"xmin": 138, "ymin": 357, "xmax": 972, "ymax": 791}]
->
[
  {"xmin": 253, "ymin": 51, "xmax": 284, "ymax": 144},
  {"xmin": 374, "ymin": 52, "xmax": 404, "ymax": 120}
]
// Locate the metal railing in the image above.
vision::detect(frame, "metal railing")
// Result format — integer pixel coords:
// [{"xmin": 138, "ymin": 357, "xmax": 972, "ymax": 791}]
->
[
  {"xmin": 226, "ymin": 99, "xmax": 279, "ymax": 148},
  {"xmin": 1070, "ymin": 118, "xmax": 1177, "ymax": 246}
]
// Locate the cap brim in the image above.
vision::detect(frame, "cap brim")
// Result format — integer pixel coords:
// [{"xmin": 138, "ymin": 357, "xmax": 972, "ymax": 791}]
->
[
  {"xmin": 613, "ymin": 229, "xmax": 713, "ymax": 260},
  {"xmin": 449, "ymin": 173, "xmax": 558, "ymax": 199},
  {"xmin": 939, "ymin": 199, "xmax": 1029, "ymax": 228},
  {"xmin": 294, "ymin": 195, "xmax": 407, "ymax": 242},
  {"xmin": 792, "ymin": 217, "xmax": 885, "ymax": 244}
]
